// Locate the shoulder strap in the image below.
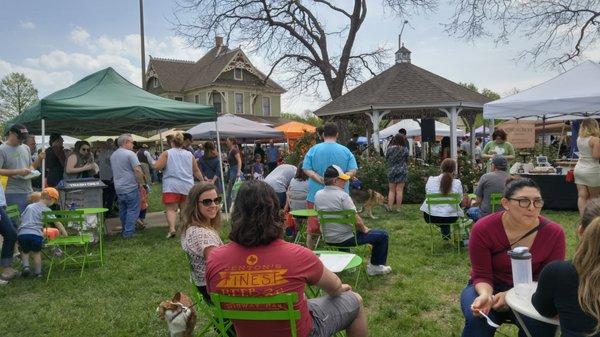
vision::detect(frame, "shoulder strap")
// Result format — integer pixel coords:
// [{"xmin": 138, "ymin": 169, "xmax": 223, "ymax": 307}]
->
[{"xmin": 491, "ymin": 217, "xmax": 550, "ymax": 256}]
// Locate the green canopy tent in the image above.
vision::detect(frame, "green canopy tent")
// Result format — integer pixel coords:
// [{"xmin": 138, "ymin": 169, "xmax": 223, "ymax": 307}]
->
[{"xmin": 4, "ymin": 67, "xmax": 221, "ymax": 200}]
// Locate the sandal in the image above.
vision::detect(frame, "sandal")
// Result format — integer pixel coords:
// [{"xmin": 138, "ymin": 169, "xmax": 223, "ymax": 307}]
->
[{"xmin": 166, "ymin": 231, "xmax": 176, "ymax": 239}]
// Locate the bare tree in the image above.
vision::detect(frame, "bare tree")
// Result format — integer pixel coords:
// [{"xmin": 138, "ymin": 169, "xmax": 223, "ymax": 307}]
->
[
  {"xmin": 446, "ymin": 0, "xmax": 600, "ymax": 67},
  {"xmin": 172, "ymin": 0, "xmax": 435, "ymax": 100}
]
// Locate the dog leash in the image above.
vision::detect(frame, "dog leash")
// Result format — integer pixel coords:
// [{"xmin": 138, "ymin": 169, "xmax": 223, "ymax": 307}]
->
[{"xmin": 170, "ymin": 301, "xmax": 198, "ymax": 321}]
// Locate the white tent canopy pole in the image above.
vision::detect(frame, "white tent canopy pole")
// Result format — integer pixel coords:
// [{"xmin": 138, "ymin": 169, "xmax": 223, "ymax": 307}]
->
[{"xmin": 41, "ymin": 119, "xmax": 45, "ymax": 187}]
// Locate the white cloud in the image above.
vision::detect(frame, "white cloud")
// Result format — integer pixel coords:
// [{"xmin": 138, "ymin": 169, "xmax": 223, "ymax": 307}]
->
[
  {"xmin": 19, "ymin": 20, "xmax": 35, "ymax": 30},
  {"xmin": 70, "ymin": 26, "xmax": 91, "ymax": 45}
]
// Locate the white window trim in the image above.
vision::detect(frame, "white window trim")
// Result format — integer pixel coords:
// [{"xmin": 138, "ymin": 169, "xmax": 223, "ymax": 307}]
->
[
  {"xmin": 262, "ymin": 96, "xmax": 271, "ymax": 116},
  {"xmin": 234, "ymin": 68, "xmax": 243, "ymax": 81},
  {"xmin": 235, "ymin": 92, "xmax": 244, "ymax": 114}
]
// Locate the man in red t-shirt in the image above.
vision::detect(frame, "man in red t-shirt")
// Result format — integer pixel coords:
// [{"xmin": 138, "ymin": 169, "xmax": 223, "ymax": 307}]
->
[{"xmin": 206, "ymin": 180, "xmax": 367, "ymax": 337}]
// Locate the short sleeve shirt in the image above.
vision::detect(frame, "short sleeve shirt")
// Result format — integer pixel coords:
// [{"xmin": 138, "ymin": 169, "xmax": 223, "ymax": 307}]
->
[
  {"xmin": 181, "ymin": 226, "xmax": 223, "ymax": 286},
  {"xmin": 314, "ymin": 186, "xmax": 357, "ymax": 243},
  {"xmin": 264, "ymin": 164, "xmax": 297, "ymax": 193},
  {"xmin": 227, "ymin": 147, "xmax": 240, "ymax": 167},
  {"xmin": 17, "ymin": 202, "xmax": 52, "ymax": 237},
  {"xmin": 419, "ymin": 175, "xmax": 464, "ymax": 217},
  {"xmin": 302, "ymin": 141, "xmax": 358, "ymax": 203},
  {"xmin": 483, "ymin": 141, "xmax": 515, "ymax": 157},
  {"xmin": 110, "ymin": 148, "xmax": 141, "ymax": 194},
  {"xmin": 206, "ymin": 240, "xmax": 324, "ymax": 337},
  {"xmin": 0, "ymin": 143, "xmax": 33, "ymax": 193},
  {"xmin": 475, "ymin": 170, "xmax": 509, "ymax": 215}
]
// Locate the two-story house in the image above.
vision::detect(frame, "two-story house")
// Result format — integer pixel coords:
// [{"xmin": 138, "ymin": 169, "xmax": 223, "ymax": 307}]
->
[{"xmin": 145, "ymin": 36, "xmax": 286, "ymax": 118}]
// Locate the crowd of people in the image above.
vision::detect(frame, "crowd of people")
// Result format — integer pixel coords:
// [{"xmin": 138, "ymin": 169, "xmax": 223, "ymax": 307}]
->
[{"xmin": 2, "ymin": 119, "xmax": 600, "ymax": 337}]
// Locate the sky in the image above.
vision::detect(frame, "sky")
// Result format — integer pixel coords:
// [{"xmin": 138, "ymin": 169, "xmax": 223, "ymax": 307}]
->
[{"xmin": 0, "ymin": 1, "xmax": 596, "ymax": 115}]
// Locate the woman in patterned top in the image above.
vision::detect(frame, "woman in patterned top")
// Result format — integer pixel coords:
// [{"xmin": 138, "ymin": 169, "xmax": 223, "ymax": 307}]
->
[
  {"xmin": 385, "ymin": 134, "xmax": 409, "ymax": 212},
  {"xmin": 181, "ymin": 182, "xmax": 223, "ymax": 303}
]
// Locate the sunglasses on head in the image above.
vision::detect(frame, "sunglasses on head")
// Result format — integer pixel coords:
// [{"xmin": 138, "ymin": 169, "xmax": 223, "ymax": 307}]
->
[{"xmin": 199, "ymin": 196, "xmax": 222, "ymax": 207}]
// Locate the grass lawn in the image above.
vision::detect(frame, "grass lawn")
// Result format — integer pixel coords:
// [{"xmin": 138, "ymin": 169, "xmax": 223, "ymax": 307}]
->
[{"xmin": 0, "ymin": 197, "xmax": 580, "ymax": 337}]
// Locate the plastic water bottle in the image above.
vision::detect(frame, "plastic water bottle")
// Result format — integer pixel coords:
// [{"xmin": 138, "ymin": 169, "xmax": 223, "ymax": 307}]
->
[{"xmin": 508, "ymin": 246, "xmax": 533, "ymax": 297}]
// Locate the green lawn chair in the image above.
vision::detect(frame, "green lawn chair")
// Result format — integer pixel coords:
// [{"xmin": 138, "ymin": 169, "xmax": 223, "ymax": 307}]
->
[
  {"xmin": 210, "ymin": 292, "xmax": 300, "ymax": 337},
  {"xmin": 424, "ymin": 193, "xmax": 473, "ymax": 254},
  {"xmin": 42, "ymin": 210, "xmax": 94, "ymax": 282},
  {"xmin": 490, "ymin": 192, "xmax": 503, "ymax": 213},
  {"xmin": 5, "ymin": 204, "xmax": 21, "ymax": 226},
  {"xmin": 316, "ymin": 209, "xmax": 368, "ymax": 286},
  {"xmin": 183, "ymin": 253, "xmax": 232, "ymax": 336}
]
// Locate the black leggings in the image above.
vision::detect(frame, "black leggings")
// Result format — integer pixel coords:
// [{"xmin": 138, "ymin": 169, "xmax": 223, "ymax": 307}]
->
[
  {"xmin": 423, "ymin": 213, "xmax": 458, "ymax": 240},
  {"xmin": 196, "ymin": 285, "xmax": 212, "ymax": 304}
]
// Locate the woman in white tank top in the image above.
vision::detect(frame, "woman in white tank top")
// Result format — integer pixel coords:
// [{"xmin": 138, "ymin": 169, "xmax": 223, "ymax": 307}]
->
[
  {"xmin": 154, "ymin": 132, "xmax": 205, "ymax": 238},
  {"xmin": 574, "ymin": 118, "xmax": 600, "ymax": 216}
]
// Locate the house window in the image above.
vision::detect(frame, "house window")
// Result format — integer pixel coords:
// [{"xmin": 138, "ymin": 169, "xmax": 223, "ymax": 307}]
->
[
  {"xmin": 174, "ymin": 97, "xmax": 183, "ymax": 101},
  {"xmin": 212, "ymin": 92, "xmax": 222, "ymax": 113},
  {"xmin": 234, "ymin": 68, "xmax": 243, "ymax": 80},
  {"xmin": 235, "ymin": 93, "xmax": 244, "ymax": 113},
  {"xmin": 152, "ymin": 77, "xmax": 159, "ymax": 88},
  {"xmin": 262, "ymin": 97, "xmax": 271, "ymax": 116},
  {"xmin": 194, "ymin": 95, "xmax": 199, "ymax": 104}
]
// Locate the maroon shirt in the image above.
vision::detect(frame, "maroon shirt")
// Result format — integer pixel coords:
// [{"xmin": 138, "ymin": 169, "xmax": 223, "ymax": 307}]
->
[{"xmin": 469, "ymin": 212, "xmax": 565, "ymax": 290}]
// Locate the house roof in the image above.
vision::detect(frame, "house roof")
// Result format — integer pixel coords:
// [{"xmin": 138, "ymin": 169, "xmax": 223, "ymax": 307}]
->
[
  {"xmin": 148, "ymin": 46, "xmax": 285, "ymax": 93},
  {"xmin": 314, "ymin": 61, "xmax": 492, "ymax": 117}
]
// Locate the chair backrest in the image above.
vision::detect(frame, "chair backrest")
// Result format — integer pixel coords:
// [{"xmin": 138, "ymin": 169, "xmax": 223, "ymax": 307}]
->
[
  {"xmin": 42, "ymin": 210, "xmax": 85, "ymax": 235},
  {"xmin": 424, "ymin": 193, "xmax": 462, "ymax": 216},
  {"xmin": 490, "ymin": 192, "xmax": 503, "ymax": 212},
  {"xmin": 210, "ymin": 292, "xmax": 300, "ymax": 337},
  {"xmin": 317, "ymin": 209, "xmax": 357, "ymax": 246},
  {"xmin": 5, "ymin": 204, "xmax": 21, "ymax": 224}
]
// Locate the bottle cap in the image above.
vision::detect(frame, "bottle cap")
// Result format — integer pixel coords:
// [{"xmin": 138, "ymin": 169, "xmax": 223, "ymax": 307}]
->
[{"xmin": 508, "ymin": 246, "xmax": 532, "ymax": 260}]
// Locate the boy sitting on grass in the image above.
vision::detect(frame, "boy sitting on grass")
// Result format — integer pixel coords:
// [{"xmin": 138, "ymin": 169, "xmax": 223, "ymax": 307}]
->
[{"xmin": 17, "ymin": 187, "xmax": 66, "ymax": 278}]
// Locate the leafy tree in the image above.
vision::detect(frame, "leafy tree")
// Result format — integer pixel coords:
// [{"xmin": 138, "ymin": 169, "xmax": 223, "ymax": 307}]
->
[
  {"xmin": 281, "ymin": 111, "xmax": 323, "ymax": 127},
  {"xmin": 446, "ymin": 0, "xmax": 600, "ymax": 66},
  {"xmin": 173, "ymin": 0, "xmax": 436, "ymax": 101},
  {"xmin": 0, "ymin": 72, "xmax": 38, "ymax": 122}
]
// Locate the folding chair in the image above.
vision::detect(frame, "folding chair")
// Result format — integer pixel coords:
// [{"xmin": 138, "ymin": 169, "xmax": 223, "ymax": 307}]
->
[
  {"xmin": 424, "ymin": 193, "xmax": 473, "ymax": 254},
  {"xmin": 42, "ymin": 210, "xmax": 94, "ymax": 281},
  {"xmin": 490, "ymin": 192, "xmax": 503, "ymax": 213},
  {"xmin": 210, "ymin": 292, "xmax": 300, "ymax": 337},
  {"xmin": 316, "ymin": 209, "xmax": 368, "ymax": 286}
]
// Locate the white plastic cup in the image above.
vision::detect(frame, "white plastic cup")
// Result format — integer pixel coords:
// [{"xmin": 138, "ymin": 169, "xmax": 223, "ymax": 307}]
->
[{"xmin": 508, "ymin": 246, "xmax": 533, "ymax": 297}]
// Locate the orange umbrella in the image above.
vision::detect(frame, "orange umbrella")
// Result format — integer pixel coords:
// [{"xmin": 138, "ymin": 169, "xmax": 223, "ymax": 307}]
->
[{"xmin": 275, "ymin": 121, "xmax": 316, "ymax": 139}]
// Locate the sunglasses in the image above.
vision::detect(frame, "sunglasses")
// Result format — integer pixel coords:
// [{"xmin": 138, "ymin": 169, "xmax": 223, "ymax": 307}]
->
[
  {"xmin": 508, "ymin": 198, "xmax": 544, "ymax": 209},
  {"xmin": 199, "ymin": 197, "xmax": 222, "ymax": 207}
]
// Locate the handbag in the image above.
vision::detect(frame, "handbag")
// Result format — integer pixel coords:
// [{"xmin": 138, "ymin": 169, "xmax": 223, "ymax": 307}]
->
[{"xmin": 565, "ymin": 169, "xmax": 575, "ymax": 183}]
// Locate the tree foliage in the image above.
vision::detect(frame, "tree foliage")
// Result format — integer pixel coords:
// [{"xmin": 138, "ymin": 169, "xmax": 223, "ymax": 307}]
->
[
  {"xmin": 445, "ymin": 0, "xmax": 600, "ymax": 67},
  {"xmin": 0, "ymin": 72, "xmax": 38, "ymax": 122},
  {"xmin": 281, "ymin": 110, "xmax": 323, "ymax": 127},
  {"xmin": 172, "ymin": 0, "xmax": 436, "ymax": 100}
]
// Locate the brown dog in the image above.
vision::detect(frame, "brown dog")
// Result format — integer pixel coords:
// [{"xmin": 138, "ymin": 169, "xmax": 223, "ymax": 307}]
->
[
  {"xmin": 157, "ymin": 292, "xmax": 197, "ymax": 337},
  {"xmin": 358, "ymin": 189, "xmax": 387, "ymax": 219}
]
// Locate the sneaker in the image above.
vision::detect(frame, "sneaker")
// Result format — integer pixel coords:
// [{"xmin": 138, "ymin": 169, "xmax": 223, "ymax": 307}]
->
[
  {"xmin": 22, "ymin": 267, "xmax": 31, "ymax": 277},
  {"xmin": 33, "ymin": 272, "xmax": 43, "ymax": 278},
  {"xmin": 1, "ymin": 267, "xmax": 21, "ymax": 280},
  {"xmin": 166, "ymin": 231, "xmax": 176, "ymax": 239},
  {"xmin": 367, "ymin": 264, "xmax": 392, "ymax": 276}
]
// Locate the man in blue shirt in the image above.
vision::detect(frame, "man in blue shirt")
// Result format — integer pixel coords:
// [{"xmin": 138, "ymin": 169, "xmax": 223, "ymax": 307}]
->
[
  {"xmin": 302, "ymin": 122, "xmax": 358, "ymax": 248},
  {"xmin": 265, "ymin": 140, "xmax": 279, "ymax": 173}
]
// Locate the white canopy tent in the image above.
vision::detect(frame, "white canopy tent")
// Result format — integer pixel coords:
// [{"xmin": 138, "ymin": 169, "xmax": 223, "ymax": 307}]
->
[
  {"xmin": 186, "ymin": 114, "xmax": 284, "ymax": 140},
  {"xmin": 377, "ymin": 119, "xmax": 465, "ymax": 140},
  {"xmin": 35, "ymin": 135, "xmax": 80, "ymax": 149},
  {"xmin": 484, "ymin": 61, "xmax": 600, "ymax": 120}
]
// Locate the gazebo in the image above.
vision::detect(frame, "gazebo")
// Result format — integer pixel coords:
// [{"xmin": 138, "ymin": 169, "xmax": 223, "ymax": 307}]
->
[{"xmin": 314, "ymin": 40, "xmax": 492, "ymax": 159}]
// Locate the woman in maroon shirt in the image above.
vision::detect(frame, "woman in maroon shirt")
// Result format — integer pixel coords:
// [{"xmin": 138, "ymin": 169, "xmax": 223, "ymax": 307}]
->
[{"xmin": 460, "ymin": 178, "xmax": 565, "ymax": 337}]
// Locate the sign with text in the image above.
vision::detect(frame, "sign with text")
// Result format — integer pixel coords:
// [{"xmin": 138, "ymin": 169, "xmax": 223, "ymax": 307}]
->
[{"xmin": 498, "ymin": 121, "xmax": 536, "ymax": 149}]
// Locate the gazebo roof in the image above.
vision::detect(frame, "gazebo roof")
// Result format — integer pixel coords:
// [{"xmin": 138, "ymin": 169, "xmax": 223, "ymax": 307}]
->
[{"xmin": 314, "ymin": 61, "xmax": 492, "ymax": 119}]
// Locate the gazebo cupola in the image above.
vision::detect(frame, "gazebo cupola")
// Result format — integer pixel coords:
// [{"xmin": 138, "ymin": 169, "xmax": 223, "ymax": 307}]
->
[{"xmin": 395, "ymin": 44, "xmax": 411, "ymax": 64}]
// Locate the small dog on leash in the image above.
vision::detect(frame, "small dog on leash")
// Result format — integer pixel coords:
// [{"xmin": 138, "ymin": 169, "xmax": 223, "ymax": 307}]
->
[
  {"xmin": 357, "ymin": 189, "xmax": 387, "ymax": 219},
  {"xmin": 157, "ymin": 292, "xmax": 197, "ymax": 337}
]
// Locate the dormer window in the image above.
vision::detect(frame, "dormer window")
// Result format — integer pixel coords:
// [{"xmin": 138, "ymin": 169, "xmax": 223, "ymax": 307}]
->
[
  {"xmin": 152, "ymin": 77, "xmax": 159, "ymax": 88},
  {"xmin": 234, "ymin": 68, "xmax": 243, "ymax": 80}
]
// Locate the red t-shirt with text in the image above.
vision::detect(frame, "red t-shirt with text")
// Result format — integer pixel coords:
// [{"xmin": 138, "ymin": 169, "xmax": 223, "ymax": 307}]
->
[{"xmin": 206, "ymin": 239, "xmax": 324, "ymax": 337}]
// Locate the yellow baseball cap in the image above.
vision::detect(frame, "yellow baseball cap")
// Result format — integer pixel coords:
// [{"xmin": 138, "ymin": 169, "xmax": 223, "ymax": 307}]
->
[{"xmin": 324, "ymin": 165, "xmax": 351, "ymax": 181}]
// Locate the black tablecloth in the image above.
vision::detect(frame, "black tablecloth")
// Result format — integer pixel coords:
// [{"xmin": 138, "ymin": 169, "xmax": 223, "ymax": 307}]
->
[{"xmin": 520, "ymin": 174, "xmax": 577, "ymax": 211}]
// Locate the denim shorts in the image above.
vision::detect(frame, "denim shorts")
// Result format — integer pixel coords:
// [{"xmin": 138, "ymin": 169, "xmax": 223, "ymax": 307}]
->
[
  {"xmin": 308, "ymin": 292, "xmax": 360, "ymax": 337},
  {"xmin": 17, "ymin": 234, "xmax": 44, "ymax": 253}
]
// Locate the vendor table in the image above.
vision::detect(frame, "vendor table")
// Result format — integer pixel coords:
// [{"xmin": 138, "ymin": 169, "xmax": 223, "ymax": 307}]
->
[
  {"xmin": 77, "ymin": 207, "xmax": 108, "ymax": 266},
  {"xmin": 505, "ymin": 282, "xmax": 559, "ymax": 337},
  {"xmin": 519, "ymin": 174, "xmax": 577, "ymax": 211}
]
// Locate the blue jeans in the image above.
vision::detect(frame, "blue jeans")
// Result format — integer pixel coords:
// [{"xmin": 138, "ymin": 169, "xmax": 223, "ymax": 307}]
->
[
  {"xmin": 335, "ymin": 230, "xmax": 389, "ymax": 265},
  {"xmin": 276, "ymin": 192, "xmax": 286, "ymax": 210},
  {"xmin": 117, "ymin": 189, "xmax": 141, "ymax": 237},
  {"xmin": 226, "ymin": 165, "xmax": 238, "ymax": 208},
  {"xmin": 0, "ymin": 206, "xmax": 16, "ymax": 267},
  {"xmin": 5, "ymin": 193, "xmax": 29, "ymax": 213},
  {"xmin": 460, "ymin": 284, "xmax": 557, "ymax": 337}
]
